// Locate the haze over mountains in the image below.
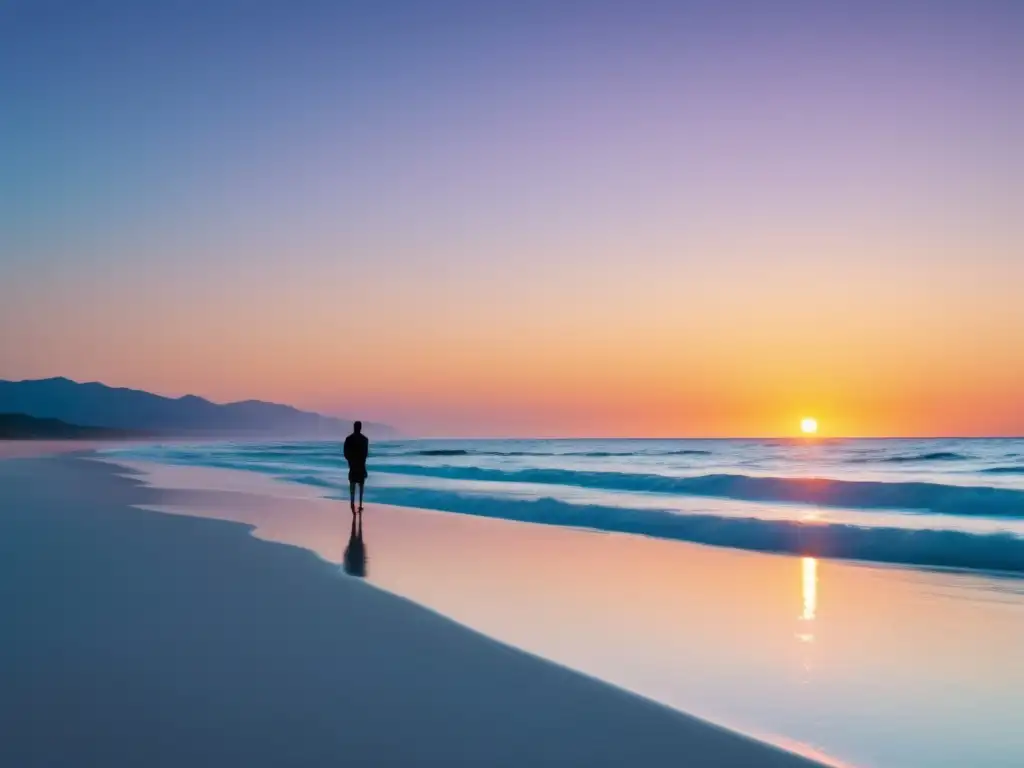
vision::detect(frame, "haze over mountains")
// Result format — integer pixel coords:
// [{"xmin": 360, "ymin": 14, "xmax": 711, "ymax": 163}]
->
[
  {"xmin": 0, "ymin": 378, "xmax": 395, "ymax": 438},
  {"xmin": 0, "ymin": 413, "xmax": 135, "ymax": 440}
]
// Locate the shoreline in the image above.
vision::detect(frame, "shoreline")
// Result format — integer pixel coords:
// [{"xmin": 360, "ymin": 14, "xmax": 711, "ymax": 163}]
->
[
  {"xmin": 0, "ymin": 453, "xmax": 828, "ymax": 767},
  {"xmin": 94, "ymin": 439, "xmax": 1024, "ymax": 576},
  {"xmin": 85, "ymin": 454, "xmax": 1024, "ymax": 768}
]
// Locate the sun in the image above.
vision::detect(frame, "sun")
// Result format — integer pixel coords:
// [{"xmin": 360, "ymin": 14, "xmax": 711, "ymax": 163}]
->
[{"xmin": 801, "ymin": 417, "xmax": 819, "ymax": 435}]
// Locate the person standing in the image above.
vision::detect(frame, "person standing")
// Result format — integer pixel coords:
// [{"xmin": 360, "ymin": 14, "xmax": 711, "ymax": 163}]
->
[{"xmin": 343, "ymin": 421, "xmax": 369, "ymax": 514}]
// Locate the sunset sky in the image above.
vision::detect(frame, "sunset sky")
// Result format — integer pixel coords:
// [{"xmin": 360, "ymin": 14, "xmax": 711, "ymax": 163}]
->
[{"xmin": 2, "ymin": 1, "xmax": 1022, "ymax": 437}]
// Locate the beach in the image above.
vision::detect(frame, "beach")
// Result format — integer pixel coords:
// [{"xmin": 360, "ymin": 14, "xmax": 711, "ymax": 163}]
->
[
  {"xmin": 89, "ymin": 452, "xmax": 1024, "ymax": 766},
  {"xmin": 5, "ymin": 447, "xmax": 1024, "ymax": 767},
  {"xmin": 0, "ymin": 451, "xmax": 827, "ymax": 767}
]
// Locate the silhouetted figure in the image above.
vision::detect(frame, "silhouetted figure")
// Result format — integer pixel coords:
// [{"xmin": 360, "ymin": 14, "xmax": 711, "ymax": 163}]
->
[
  {"xmin": 343, "ymin": 420, "xmax": 369, "ymax": 514},
  {"xmin": 343, "ymin": 512, "xmax": 367, "ymax": 578}
]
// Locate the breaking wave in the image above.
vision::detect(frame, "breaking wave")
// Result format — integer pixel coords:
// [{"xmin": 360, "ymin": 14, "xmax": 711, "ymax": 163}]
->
[{"xmin": 873, "ymin": 451, "xmax": 970, "ymax": 463}]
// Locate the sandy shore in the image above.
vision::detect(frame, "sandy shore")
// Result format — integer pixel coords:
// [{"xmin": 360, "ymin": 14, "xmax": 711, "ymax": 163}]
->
[{"xmin": 0, "ymin": 454, "xmax": 824, "ymax": 767}]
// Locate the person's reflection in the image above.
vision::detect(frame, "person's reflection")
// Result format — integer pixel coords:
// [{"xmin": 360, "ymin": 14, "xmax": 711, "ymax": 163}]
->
[{"xmin": 343, "ymin": 512, "xmax": 368, "ymax": 578}]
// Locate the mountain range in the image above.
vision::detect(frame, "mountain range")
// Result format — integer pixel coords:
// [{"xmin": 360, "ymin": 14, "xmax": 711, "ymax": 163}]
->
[{"xmin": 0, "ymin": 378, "xmax": 395, "ymax": 438}]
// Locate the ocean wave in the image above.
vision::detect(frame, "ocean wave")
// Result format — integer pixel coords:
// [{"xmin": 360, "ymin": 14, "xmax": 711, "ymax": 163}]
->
[
  {"xmin": 371, "ymin": 464, "xmax": 1024, "ymax": 518},
  {"xmin": 360, "ymin": 488, "xmax": 1024, "ymax": 574},
  {"xmin": 881, "ymin": 451, "xmax": 970, "ymax": 462},
  {"xmin": 385, "ymin": 448, "xmax": 712, "ymax": 458},
  {"xmin": 847, "ymin": 451, "xmax": 970, "ymax": 464},
  {"xmin": 571, "ymin": 449, "xmax": 712, "ymax": 457},
  {"xmin": 223, "ymin": 450, "xmax": 341, "ymax": 462},
  {"xmin": 983, "ymin": 467, "xmax": 1024, "ymax": 475}
]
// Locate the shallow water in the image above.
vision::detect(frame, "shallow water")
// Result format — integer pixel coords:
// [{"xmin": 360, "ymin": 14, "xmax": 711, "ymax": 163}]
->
[{"xmin": 105, "ymin": 438, "xmax": 1024, "ymax": 573}]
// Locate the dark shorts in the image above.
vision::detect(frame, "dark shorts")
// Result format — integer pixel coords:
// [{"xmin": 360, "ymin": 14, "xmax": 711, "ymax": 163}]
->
[{"xmin": 349, "ymin": 466, "xmax": 367, "ymax": 484}]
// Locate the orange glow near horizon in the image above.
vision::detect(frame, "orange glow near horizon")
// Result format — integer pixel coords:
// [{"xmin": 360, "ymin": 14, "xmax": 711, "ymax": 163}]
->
[
  {"xmin": 4, "ymin": 261, "xmax": 1022, "ymax": 438},
  {"xmin": 3, "ymin": 209, "xmax": 1022, "ymax": 438}
]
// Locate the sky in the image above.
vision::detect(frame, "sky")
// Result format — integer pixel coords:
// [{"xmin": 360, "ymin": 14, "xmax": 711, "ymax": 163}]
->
[{"xmin": 1, "ymin": 0, "xmax": 1022, "ymax": 437}]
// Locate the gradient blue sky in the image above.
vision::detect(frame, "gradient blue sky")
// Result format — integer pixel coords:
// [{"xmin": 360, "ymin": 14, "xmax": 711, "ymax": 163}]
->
[{"xmin": 2, "ymin": 1, "xmax": 1022, "ymax": 436}]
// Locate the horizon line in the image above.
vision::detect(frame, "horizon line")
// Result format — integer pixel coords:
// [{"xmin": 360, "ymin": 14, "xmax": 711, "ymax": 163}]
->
[{"xmin": 386, "ymin": 435, "xmax": 1024, "ymax": 441}]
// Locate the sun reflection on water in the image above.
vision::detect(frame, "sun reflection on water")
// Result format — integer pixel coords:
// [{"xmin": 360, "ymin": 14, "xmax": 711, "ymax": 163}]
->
[
  {"xmin": 796, "ymin": 557, "xmax": 818, "ymax": 644},
  {"xmin": 802, "ymin": 557, "xmax": 818, "ymax": 622}
]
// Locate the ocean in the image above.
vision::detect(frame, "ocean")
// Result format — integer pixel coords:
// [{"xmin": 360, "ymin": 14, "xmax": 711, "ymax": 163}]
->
[{"xmin": 106, "ymin": 437, "xmax": 1024, "ymax": 574}]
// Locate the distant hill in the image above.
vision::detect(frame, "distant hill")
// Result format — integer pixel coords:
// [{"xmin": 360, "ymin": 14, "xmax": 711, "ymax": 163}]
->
[
  {"xmin": 0, "ymin": 378, "xmax": 395, "ymax": 438},
  {"xmin": 0, "ymin": 413, "xmax": 136, "ymax": 440}
]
